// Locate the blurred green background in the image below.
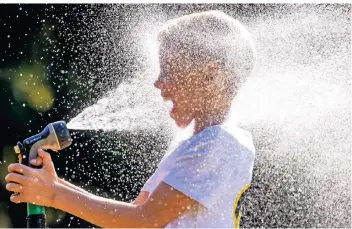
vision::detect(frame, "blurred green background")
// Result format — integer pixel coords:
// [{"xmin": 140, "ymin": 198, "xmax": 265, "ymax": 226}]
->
[{"xmin": 0, "ymin": 4, "xmax": 116, "ymax": 227}]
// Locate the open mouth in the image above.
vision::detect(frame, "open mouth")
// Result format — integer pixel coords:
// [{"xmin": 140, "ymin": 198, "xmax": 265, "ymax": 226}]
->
[
  {"xmin": 170, "ymin": 100, "xmax": 177, "ymax": 113},
  {"xmin": 160, "ymin": 91, "xmax": 177, "ymax": 115},
  {"xmin": 162, "ymin": 97, "xmax": 176, "ymax": 114},
  {"xmin": 165, "ymin": 99, "xmax": 176, "ymax": 113}
]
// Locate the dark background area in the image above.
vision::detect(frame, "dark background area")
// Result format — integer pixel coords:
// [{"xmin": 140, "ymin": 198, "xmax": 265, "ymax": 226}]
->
[{"xmin": 0, "ymin": 4, "xmax": 110, "ymax": 228}]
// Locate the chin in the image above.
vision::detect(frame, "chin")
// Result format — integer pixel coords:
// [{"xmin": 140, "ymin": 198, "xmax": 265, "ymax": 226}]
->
[
  {"xmin": 175, "ymin": 121, "xmax": 189, "ymax": 128},
  {"xmin": 172, "ymin": 116, "xmax": 193, "ymax": 128},
  {"xmin": 170, "ymin": 110, "xmax": 193, "ymax": 128}
]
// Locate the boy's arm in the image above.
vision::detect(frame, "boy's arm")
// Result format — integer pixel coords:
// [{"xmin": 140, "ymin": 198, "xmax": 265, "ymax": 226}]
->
[
  {"xmin": 58, "ymin": 178, "xmax": 92, "ymax": 195},
  {"xmin": 59, "ymin": 178, "xmax": 149, "ymax": 205},
  {"xmin": 132, "ymin": 191, "xmax": 149, "ymax": 205},
  {"xmin": 52, "ymin": 181, "xmax": 197, "ymax": 228}
]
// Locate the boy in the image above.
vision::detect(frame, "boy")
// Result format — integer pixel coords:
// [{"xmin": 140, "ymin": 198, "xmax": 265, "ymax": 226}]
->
[{"xmin": 5, "ymin": 10, "xmax": 256, "ymax": 228}]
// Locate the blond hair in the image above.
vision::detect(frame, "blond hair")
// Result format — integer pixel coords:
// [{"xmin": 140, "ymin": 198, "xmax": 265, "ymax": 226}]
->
[{"xmin": 158, "ymin": 10, "xmax": 257, "ymax": 94}]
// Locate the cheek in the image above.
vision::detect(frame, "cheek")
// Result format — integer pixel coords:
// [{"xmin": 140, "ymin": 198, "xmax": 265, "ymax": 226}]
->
[
  {"xmin": 177, "ymin": 102, "xmax": 196, "ymax": 119},
  {"xmin": 167, "ymin": 79, "xmax": 183, "ymax": 92},
  {"xmin": 182, "ymin": 90, "xmax": 201, "ymax": 108},
  {"xmin": 182, "ymin": 79, "xmax": 205, "ymax": 99}
]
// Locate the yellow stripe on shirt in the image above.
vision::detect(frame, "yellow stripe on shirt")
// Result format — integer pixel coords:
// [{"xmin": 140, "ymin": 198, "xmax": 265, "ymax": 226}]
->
[{"xmin": 233, "ymin": 183, "xmax": 251, "ymax": 228}]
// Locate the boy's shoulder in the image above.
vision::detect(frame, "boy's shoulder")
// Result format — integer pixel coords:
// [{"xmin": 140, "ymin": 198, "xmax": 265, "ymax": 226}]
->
[
  {"xmin": 182, "ymin": 124, "xmax": 255, "ymax": 156},
  {"xmin": 192, "ymin": 124, "xmax": 253, "ymax": 145}
]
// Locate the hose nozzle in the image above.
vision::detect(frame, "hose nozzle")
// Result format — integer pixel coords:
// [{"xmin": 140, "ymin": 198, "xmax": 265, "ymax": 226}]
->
[{"xmin": 13, "ymin": 120, "xmax": 72, "ymax": 228}]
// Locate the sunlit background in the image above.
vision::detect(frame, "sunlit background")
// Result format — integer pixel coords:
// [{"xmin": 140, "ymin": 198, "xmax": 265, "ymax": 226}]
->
[{"xmin": 0, "ymin": 4, "xmax": 350, "ymax": 228}]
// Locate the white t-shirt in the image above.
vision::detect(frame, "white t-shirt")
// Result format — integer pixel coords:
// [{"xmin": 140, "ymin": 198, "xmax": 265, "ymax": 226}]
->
[{"xmin": 141, "ymin": 124, "xmax": 255, "ymax": 228}]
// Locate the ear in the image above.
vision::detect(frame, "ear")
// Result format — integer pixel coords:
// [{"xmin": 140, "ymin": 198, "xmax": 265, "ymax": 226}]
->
[{"xmin": 202, "ymin": 60, "xmax": 221, "ymax": 81}]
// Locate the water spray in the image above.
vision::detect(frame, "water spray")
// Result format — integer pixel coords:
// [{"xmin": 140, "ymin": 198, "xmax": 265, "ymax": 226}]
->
[{"xmin": 13, "ymin": 121, "xmax": 72, "ymax": 228}]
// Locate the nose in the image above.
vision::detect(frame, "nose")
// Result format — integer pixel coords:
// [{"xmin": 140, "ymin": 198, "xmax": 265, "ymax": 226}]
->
[{"xmin": 154, "ymin": 77, "xmax": 164, "ymax": 89}]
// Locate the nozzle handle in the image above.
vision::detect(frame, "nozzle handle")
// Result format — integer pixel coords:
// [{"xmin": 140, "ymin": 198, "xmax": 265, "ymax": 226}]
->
[
  {"xmin": 14, "ymin": 143, "xmax": 46, "ymax": 227},
  {"xmin": 14, "ymin": 120, "xmax": 72, "ymax": 228},
  {"xmin": 27, "ymin": 214, "xmax": 46, "ymax": 228}
]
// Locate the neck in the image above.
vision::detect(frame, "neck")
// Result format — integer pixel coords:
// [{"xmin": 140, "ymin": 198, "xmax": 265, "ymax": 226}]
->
[{"xmin": 193, "ymin": 105, "xmax": 230, "ymax": 135}]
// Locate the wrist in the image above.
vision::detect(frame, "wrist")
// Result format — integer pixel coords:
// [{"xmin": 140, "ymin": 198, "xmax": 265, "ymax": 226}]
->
[
  {"xmin": 51, "ymin": 181, "xmax": 66, "ymax": 208},
  {"xmin": 57, "ymin": 177, "xmax": 66, "ymax": 185}
]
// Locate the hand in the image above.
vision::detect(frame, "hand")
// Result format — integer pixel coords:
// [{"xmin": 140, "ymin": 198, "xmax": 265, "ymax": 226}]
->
[{"xmin": 5, "ymin": 149, "xmax": 59, "ymax": 207}]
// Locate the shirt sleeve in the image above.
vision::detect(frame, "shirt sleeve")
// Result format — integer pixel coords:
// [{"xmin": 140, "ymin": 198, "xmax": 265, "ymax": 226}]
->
[
  {"xmin": 162, "ymin": 136, "xmax": 243, "ymax": 209},
  {"xmin": 141, "ymin": 151, "xmax": 172, "ymax": 193},
  {"xmin": 141, "ymin": 171, "xmax": 158, "ymax": 193}
]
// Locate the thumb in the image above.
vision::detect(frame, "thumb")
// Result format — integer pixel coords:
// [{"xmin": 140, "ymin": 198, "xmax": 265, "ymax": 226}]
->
[{"xmin": 37, "ymin": 149, "xmax": 55, "ymax": 171}]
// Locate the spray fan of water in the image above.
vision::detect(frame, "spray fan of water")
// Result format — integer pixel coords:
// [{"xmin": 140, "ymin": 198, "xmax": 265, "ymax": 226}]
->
[{"xmin": 66, "ymin": 4, "xmax": 350, "ymax": 228}]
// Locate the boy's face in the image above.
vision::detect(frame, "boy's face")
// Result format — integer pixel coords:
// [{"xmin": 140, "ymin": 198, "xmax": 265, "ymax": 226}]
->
[{"xmin": 154, "ymin": 50, "xmax": 208, "ymax": 128}]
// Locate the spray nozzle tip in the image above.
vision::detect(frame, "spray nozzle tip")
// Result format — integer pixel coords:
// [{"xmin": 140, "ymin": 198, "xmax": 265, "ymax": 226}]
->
[{"xmin": 14, "ymin": 145, "xmax": 21, "ymax": 154}]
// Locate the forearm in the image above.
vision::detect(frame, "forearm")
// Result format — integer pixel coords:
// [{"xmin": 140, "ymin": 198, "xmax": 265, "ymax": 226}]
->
[
  {"xmin": 58, "ymin": 178, "xmax": 91, "ymax": 195},
  {"xmin": 52, "ymin": 182, "xmax": 151, "ymax": 228}
]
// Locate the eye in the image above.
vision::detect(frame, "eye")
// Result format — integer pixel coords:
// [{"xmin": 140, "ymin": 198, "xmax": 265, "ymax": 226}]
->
[
  {"xmin": 159, "ymin": 62, "xmax": 179, "ymax": 83},
  {"xmin": 161, "ymin": 65, "xmax": 175, "ymax": 78},
  {"xmin": 157, "ymin": 71, "xmax": 168, "ymax": 83}
]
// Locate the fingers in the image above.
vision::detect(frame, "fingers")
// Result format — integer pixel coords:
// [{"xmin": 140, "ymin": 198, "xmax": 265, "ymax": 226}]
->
[
  {"xmin": 8, "ymin": 163, "xmax": 33, "ymax": 176},
  {"xmin": 29, "ymin": 148, "xmax": 47, "ymax": 166},
  {"xmin": 37, "ymin": 149, "xmax": 52, "ymax": 165},
  {"xmin": 37, "ymin": 149, "xmax": 55, "ymax": 172},
  {"xmin": 30, "ymin": 157, "xmax": 43, "ymax": 167},
  {"xmin": 5, "ymin": 173, "xmax": 29, "ymax": 185},
  {"xmin": 6, "ymin": 183, "xmax": 23, "ymax": 193},
  {"xmin": 10, "ymin": 193, "xmax": 23, "ymax": 204}
]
